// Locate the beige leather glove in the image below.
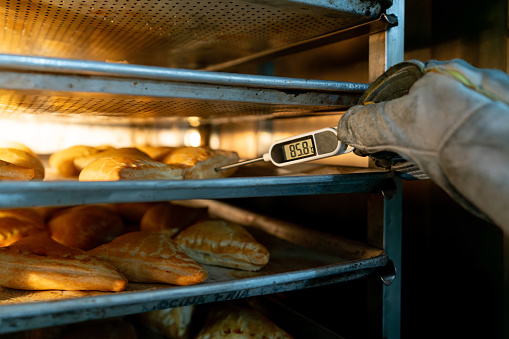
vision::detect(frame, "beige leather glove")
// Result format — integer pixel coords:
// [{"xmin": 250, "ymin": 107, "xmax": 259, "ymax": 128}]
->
[{"xmin": 337, "ymin": 59, "xmax": 509, "ymax": 229}]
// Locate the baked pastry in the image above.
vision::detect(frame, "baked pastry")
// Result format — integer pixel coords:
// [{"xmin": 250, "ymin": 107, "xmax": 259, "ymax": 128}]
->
[
  {"xmin": 136, "ymin": 145, "xmax": 176, "ymax": 162},
  {"xmin": 135, "ymin": 306, "xmax": 194, "ymax": 339},
  {"xmin": 88, "ymin": 231, "xmax": 208, "ymax": 285},
  {"xmin": 0, "ymin": 141, "xmax": 36, "ymax": 155},
  {"xmin": 0, "ymin": 207, "xmax": 45, "ymax": 227},
  {"xmin": 33, "ymin": 206, "xmax": 68, "ymax": 222},
  {"xmin": 174, "ymin": 219, "xmax": 270, "ymax": 271},
  {"xmin": 73, "ymin": 147, "xmax": 150, "ymax": 172},
  {"xmin": 195, "ymin": 302, "xmax": 293, "ymax": 339},
  {"xmin": 162, "ymin": 146, "xmax": 239, "ymax": 179},
  {"xmin": 140, "ymin": 202, "xmax": 208, "ymax": 237},
  {"xmin": 0, "ymin": 148, "xmax": 45, "ymax": 180},
  {"xmin": 78, "ymin": 155, "xmax": 186, "ymax": 181},
  {"xmin": 49, "ymin": 145, "xmax": 100, "ymax": 177},
  {"xmin": 0, "ymin": 232, "xmax": 127, "ymax": 291},
  {"xmin": 0, "ymin": 208, "xmax": 46, "ymax": 247},
  {"xmin": 0, "ymin": 159, "xmax": 35, "ymax": 181},
  {"xmin": 48, "ymin": 205, "xmax": 125, "ymax": 250},
  {"xmin": 111, "ymin": 202, "xmax": 159, "ymax": 224}
]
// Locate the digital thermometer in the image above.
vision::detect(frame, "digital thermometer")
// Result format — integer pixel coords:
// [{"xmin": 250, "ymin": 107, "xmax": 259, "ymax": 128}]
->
[{"xmin": 216, "ymin": 127, "xmax": 353, "ymax": 171}]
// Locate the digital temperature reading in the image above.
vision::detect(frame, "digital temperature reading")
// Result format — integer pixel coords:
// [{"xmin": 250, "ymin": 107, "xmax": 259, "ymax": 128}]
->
[
  {"xmin": 215, "ymin": 127, "xmax": 353, "ymax": 172},
  {"xmin": 282, "ymin": 137, "xmax": 316, "ymax": 161}
]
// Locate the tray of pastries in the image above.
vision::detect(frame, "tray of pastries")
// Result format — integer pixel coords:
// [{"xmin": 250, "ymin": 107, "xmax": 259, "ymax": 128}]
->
[{"xmin": 0, "ymin": 199, "xmax": 386, "ymax": 334}]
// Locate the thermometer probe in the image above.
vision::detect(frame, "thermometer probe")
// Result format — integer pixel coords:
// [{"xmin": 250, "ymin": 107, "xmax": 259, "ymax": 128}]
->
[{"xmin": 215, "ymin": 127, "xmax": 353, "ymax": 171}]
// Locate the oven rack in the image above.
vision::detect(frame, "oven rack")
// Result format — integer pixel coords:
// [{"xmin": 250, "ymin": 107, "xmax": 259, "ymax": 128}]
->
[
  {"xmin": 0, "ymin": 0, "xmax": 392, "ymax": 70},
  {"xmin": 0, "ymin": 199, "xmax": 388, "ymax": 334},
  {"xmin": 0, "ymin": 54, "xmax": 368, "ymax": 123},
  {"xmin": 0, "ymin": 168, "xmax": 394, "ymax": 208}
]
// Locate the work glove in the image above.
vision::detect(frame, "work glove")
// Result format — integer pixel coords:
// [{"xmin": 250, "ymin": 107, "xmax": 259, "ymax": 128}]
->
[{"xmin": 337, "ymin": 59, "xmax": 509, "ymax": 229}]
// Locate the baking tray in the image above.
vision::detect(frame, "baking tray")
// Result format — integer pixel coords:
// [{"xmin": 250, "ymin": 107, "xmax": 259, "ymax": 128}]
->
[
  {"xmin": 0, "ymin": 164, "xmax": 394, "ymax": 208},
  {"xmin": 0, "ymin": 54, "xmax": 367, "ymax": 122},
  {"xmin": 0, "ymin": 200, "xmax": 387, "ymax": 334},
  {"xmin": 0, "ymin": 0, "xmax": 392, "ymax": 70}
]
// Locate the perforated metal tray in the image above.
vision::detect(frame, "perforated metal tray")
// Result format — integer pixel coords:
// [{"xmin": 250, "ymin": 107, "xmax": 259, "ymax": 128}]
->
[
  {"xmin": 0, "ymin": 0, "xmax": 392, "ymax": 70},
  {"xmin": 0, "ymin": 54, "xmax": 368, "ymax": 122}
]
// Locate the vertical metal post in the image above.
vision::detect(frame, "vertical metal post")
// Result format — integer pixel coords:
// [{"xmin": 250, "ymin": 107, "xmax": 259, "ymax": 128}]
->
[
  {"xmin": 367, "ymin": 0, "xmax": 405, "ymax": 338},
  {"xmin": 367, "ymin": 177, "xmax": 402, "ymax": 339},
  {"xmin": 368, "ymin": 0, "xmax": 405, "ymax": 81}
]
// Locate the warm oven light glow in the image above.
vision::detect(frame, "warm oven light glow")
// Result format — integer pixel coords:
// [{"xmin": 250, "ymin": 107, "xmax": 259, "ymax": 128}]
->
[
  {"xmin": 0, "ymin": 116, "xmax": 193, "ymax": 153},
  {"xmin": 187, "ymin": 116, "xmax": 201, "ymax": 127},
  {"xmin": 184, "ymin": 128, "xmax": 201, "ymax": 147}
]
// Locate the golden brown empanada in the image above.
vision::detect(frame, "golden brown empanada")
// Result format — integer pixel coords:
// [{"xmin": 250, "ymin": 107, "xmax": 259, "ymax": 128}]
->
[
  {"xmin": 88, "ymin": 231, "xmax": 208, "ymax": 285},
  {"xmin": 135, "ymin": 305, "xmax": 194, "ymax": 339},
  {"xmin": 48, "ymin": 205, "xmax": 125, "ymax": 250},
  {"xmin": 174, "ymin": 219, "xmax": 270, "ymax": 271},
  {"xmin": 0, "ymin": 232, "xmax": 127, "ymax": 291},
  {"xmin": 195, "ymin": 303, "xmax": 293, "ymax": 339},
  {"xmin": 140, "ymin": 202, "xmax": 208, "ymax": 237}
]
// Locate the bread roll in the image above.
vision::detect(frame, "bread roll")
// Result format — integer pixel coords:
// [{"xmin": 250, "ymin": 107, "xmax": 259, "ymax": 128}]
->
[
  {"xmin": 0, "ymin": 208, "xmax": 46, "ymax": 247},
  {"xmin": 49, "ymin": 145, "xmax": 100, "ymax": 177},
  {"xmin": 0, "ymin": 232, "xmax": 127, "ymax": 291},
  {"xmin": 48, "ymin": 205, "xmax": 125, "ymax": 250},
  {"xmin": 195, "ymin": 303, "xmax": 293, "ymax": 339},
  {"xmin": 136, "ymin": 145, "xmax": 176, "ymax": 162},
  {"xmin": 79, "ymin": 156, "xmax": 186, "ymax": 181},
  {"xmin": 140, "ymin": 202, "xmax": 208, "ymax": 237},
  {"xmin": 163, "ymin": 147, "xmax": 239, "ymax": 179},
  {"xmin": 0, "ymin": 148, "xmax": 44, "ymax": 180},
  {"xmin": 0, "ymin": 159, "xmax": 35, "ymax": 181},
  {"xmin": 174, "ymin": 220, "xmax": 270, "ymax": 271},
  {"xmin": 135, "ymin": 306, "xmax": 194, "ymax": 339},
  {"xmin": 0, "ymin": 142, "xmax": 37, "ymax": 155},
  {"xmin": 73, "ymin": 147, "xmax": 149, "ymax": 172},
  {"xmin": 88, "ymin": 231, "xmax": 208, "ymax": 285}
]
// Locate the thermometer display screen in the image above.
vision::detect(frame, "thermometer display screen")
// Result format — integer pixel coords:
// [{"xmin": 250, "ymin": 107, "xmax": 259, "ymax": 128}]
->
[{"xmin": 282, "ymin": 136, "xmax": 316, "ymax": 161}]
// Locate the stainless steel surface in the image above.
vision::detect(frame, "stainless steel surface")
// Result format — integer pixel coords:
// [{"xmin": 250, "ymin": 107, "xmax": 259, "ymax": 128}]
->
[
  {"xmin": 0, "ymin": 0, "xmax": 391, "ymax": 70},
  {"xmin": 0, "ymin": 169, "xmax": 393, "ymax": 208},
  {"xmin": 378, "ymin": 260, "xmax": 397, "ymax": 286},
  {"xmin": 0, "ymin": 0, "xmax": 403, "ymax": 336},
  {"xmin": 0, "ymin": 201, "xmax": 387, "ymax": 334},
  {"xmin": 366, "ymin": 0, "xmax": 404, "ymax": 337},
  {"xmin": 0, "ymin": 55, "xmax": 367, "ymax": 121},
  {"xmin": 204, "ymin": 13, "xmax": 398, "ymax": 72}
]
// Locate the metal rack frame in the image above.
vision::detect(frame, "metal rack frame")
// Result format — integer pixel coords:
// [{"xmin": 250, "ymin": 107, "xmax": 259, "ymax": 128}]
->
[
  {"xmin": 367, "ymin": 0, "xmax": 405, "ymax": 337},
  {"xmin": 0, "ymin": 0, "xmax": 405, "ymax": 337}
]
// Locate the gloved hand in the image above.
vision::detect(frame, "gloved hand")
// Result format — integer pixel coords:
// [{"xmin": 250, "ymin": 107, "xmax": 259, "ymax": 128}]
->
[{"xmin": 337, "ymin": 59, "xmax": 509, "ymax": 229}]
